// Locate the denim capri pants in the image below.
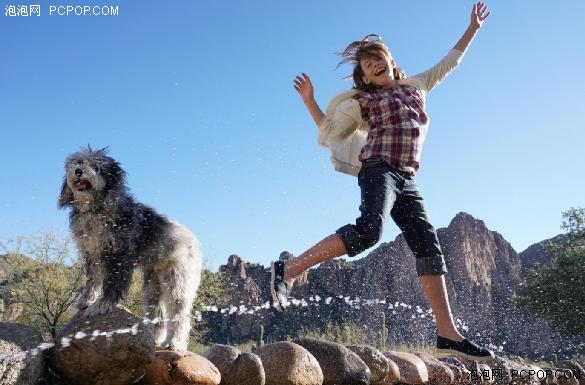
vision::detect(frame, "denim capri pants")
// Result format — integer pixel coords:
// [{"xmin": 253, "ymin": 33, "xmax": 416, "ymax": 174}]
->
[{"xmin": 336, "ymin": 158, "xmax": 448, "ymax": 276}]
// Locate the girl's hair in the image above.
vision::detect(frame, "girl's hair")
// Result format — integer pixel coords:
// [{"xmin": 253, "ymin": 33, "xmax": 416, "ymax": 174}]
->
[{"xmin": 337, "ymin": 34, "xmax": 406, "ymax": 91}]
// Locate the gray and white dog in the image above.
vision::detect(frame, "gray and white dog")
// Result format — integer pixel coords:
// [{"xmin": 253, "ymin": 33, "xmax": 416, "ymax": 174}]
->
[{"xmin": 58, "ymin": 147, "xmax": 202, "ymax": 350}]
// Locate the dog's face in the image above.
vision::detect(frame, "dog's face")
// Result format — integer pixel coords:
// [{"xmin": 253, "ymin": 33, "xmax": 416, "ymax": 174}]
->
[{"xmin": 58, "ymin": 147, "xmax": 125, "ymax": 210}]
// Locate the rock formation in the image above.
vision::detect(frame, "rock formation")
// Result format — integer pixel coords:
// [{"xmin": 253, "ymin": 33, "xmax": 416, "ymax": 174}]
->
[
  {"xmin": 206, "ymin": 212, "xmax": 585, "ymax": 359},
  {"xmin": 0, "ymin": 323, "xmax": 45, "ymax": 385}
]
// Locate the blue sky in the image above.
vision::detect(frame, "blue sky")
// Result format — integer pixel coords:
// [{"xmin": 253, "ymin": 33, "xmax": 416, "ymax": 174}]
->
[{"xmin": 1, "ymin": 0, "xmax": 584, "ymax": 271}]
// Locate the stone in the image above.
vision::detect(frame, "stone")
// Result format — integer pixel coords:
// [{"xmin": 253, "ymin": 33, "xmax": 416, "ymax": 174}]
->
[
  {"xmin": 478, "ymin": 364, "xmax": 494, "ymax": 385},
  {"xmin": 415, "ymin": 352, "xmax": 454, "ymax": 385},
  {"xmin": 0, "ymin": 322, "xmax": 45, "ymax": 385},
  {"xmin": 544, "ymin": 369, "xmax": 560, "ymax": 385},
  {"xmin": 458, "ymin": 357, "xmax": 483, "ymax": 385},
  {"xmin": 525, "ymin": 365, "xmax": 546, "ymax": 385},
  {"xmin": 346, "ymin": 345, "xmax": 389, "ymax": 384},
  {"xmin": 254, "ymin": 341, "xmax": 322, "ymax": 385},
  {"xmin": 384, "ymin": 351, "xmax": 428, "ymax": 385},
  {"xmin": 51, "ymin": 305, "xmax": 155, "ymax": 385},
  {"xmin": 557, "ymin": 361, "xmax": 585, "ymax": 385},
  {"xmin": 204, "ymin": 344, "xmax": 265, "ymax": 385},
  {"xmin": 138, "ymin": 350, "xmax": 220, "ymax": 385},
  {"xmin": 505, "ymin": 357, "xmax": 533, "ymax": 385},
  {"xmin": 442, "ymin": 362, "xmax": 465, "ymax": 385},
  {"xmin": 439, "ymin": 357, "xmax": 472, "ymax": 385},
  {"xmin": 39, "ymin": 361, "xmax": 68, "ymax": 385},
  {"xmin": 377, "ymin": 355, "xmax": 401, "ymax": 385},
  {"xmin": 481, "ymin": 356, "xmax": 512, "ymax": 385},
  {"xmin": 551, "ymin": 368, "xmax": 579, "ymax": 385},
  {"xmin": 293, "ymin": 337, "xmax": 370, "ymax": 385}
]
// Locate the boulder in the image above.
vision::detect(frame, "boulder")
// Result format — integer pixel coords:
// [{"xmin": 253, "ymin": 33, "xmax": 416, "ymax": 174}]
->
[
  {"xmin": 482, "ymin": 356, "xmax": 512, "ymax": 385},
  {"xmin": 138, "ymin": 350, "xmax": 220, "ymax": 385},
  {"xmin": 39, "ymin": 361, "xmax": 68, "ymax": 385},
  {"xmin": 414, "ymin": 352, "xmax": 454, "ymax": 385},
  {"xmin": 204, "ymin": 344, "xmax": 264, "ymax": 385},
  {"xmin": 443, "ymin": 363, "xmax": 466, "ymax": 384},
  {"xmin": 51, "ymin": 305, "xmax": 155, "ymax": 385},
  {"xmin": 439, "ymin": 357, "xmax": 472, "ymax": 385},
  {"xmin": 527, "ymin": 365, "xmax": 546, "ymax": 385},
  {"xmin": 458, "ymin": 357, "xmax": 483, "ymax": 385},
  {"xmin": 376, "ymin": 355, "xmax": 401, "ymax": 385},
  {"xmin": 557, "ymin": 361, "xmax": 585, "ymax": 385},
  {"xmin": 293, "ymin": 338, "xmax": 370, "ymax": 385},
  {"xmin": 347, "ymin": 345, "xmax": 389, "ymax": 384},
  {"xmin": 541, "ymin": 368, "xmax": 559, "ymax": 385},
  {"xmin": 551, "ymin": 368, "xmax": 579, "ymax": 385},
  {"xmin": 384, "ymin": 351, "xmax": 428, "ymax": 385},
  {"xmin": 254, "ymin": 341, "xmax": 322, "ymax": 385},
  {"xmin": 505, "ymin": 357, "xmax": 533, "ymax": 385},
  {"xmin": 478, "ymin": 364, "xmax": 494, "ymax": 385},
  {"xmin": 0, "ymin": 322, "xmax": 45, "ymax": 385}
]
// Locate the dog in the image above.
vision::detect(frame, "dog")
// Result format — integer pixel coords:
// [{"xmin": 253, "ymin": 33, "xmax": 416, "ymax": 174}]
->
[{"xmin": 58, "ymin": 147, "xmax": 202, "ymax": 351}]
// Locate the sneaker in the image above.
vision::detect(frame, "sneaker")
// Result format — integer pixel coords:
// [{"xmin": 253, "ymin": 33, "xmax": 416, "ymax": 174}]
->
[
  {"xmin": 436, "ymin": 336, "xmax": 495, "ymax": 361},
  {"xmin": 270, "ymin": 260, "xmax": 291, "ymax": 312}
]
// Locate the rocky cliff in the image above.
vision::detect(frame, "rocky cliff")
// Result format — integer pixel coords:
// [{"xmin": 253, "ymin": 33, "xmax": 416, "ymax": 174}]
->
[{"xmin": 205, "ymin": 213, "xmax": 585, "ymax": 359}]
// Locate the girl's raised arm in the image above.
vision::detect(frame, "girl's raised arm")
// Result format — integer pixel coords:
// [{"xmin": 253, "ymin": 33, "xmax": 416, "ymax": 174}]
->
[
  {"xmin": 294, "ymin": 73, "xmax": 326, "ymax": 127},
  {"xmin": 453, "ymin": 2, "xmax": 490, "ymax": 54}
]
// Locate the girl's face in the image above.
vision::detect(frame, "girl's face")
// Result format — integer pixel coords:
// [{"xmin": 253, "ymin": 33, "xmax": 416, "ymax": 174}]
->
[{"xmin": 360, "ymin": 53, "xmax": 396, "ymax": 88}]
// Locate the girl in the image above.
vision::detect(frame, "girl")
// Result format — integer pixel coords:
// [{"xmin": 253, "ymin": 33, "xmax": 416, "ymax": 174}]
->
[{"xmin": 271, "ymin": 3, "xmax": 495, "ymax": 360}]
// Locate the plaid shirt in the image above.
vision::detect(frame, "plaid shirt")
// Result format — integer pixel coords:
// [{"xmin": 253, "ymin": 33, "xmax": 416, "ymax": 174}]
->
[{"xmin": 355, "ymin": 85, "xmax": 429, "ymax": 174}]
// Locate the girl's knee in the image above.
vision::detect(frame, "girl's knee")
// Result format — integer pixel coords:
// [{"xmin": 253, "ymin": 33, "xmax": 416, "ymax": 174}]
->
[{"xmin": 360, "ymin": 225, "xmax": 383, "ymax": 249}]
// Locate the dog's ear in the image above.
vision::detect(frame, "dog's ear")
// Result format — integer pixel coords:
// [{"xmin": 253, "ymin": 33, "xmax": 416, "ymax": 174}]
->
[{"xmin": 58, "ymin": 177, "xmax": 74, "ymax": 209}]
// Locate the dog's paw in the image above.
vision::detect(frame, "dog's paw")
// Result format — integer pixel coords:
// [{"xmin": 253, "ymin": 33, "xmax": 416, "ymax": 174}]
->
[
  {"xmin": 74, "ymin": 297, "xmax": 90, "ymax": 311},
  {"xmin": 83, "ymin": 301, "xmax": 116, "ymax": 317},
  {"xmin": 156, "ymin": 342, "xmax": 177, "ymax": 351},
  {"xmin": 74, "ymin": 302, "xmax": 89, "ymax": 312}
]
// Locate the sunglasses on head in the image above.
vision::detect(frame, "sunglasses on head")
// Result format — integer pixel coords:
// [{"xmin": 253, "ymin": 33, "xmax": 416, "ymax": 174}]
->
[
  {"xmin": 336, "ymin": 34, "xmax": 386, "ymax": 69},
  {"xmin": 361, "ymin": 34, "xmax": 383, "ymax": 44}
]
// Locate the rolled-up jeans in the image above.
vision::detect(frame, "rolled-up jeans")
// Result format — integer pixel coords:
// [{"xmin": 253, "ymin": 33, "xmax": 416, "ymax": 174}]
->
[{"xmin": 336, "ymin": 158, "xmax": 448, "ymax": 276}]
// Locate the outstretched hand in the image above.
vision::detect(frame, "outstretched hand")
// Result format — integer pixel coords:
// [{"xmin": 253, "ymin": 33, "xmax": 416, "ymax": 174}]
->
[
  {"xmin": 471, "ymin": 2, "xmax": 490, "ymax": 29},
  {"xmin": 294, "ymin": 73, "xmax": 314, "ymax": 103}
]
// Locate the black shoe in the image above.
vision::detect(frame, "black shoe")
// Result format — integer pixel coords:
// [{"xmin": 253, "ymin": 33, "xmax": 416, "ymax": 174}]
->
[
  {"xmin": 270, "ymin": 260, "xmax": 291, "ymax": 312},
  {"xmin": 436, "ymin": 336, "xmax": 495, "ymax": 361}
]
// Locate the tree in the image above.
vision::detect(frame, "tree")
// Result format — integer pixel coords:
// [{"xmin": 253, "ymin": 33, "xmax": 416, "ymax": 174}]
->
[
  {"xmin": 0, "ymin": 250, "xmax": 30, "ymax": 321},
  {"xmin": 190, "ymin": 269, "xmax": 236, "ymax": 344},
  {"xmin": 120, "ymin": 270, "xmax": 145, "ymax": 316},
  {"xmin": 515, "ymin": 207, "xmax": 585, "ymax": 335},
  {"xmin": 2, "ymin": 232, "xmax": 84, "ymax": 340},
  {"xmin": 2, "ymin": 233, "xmax": 238, "ymax": 344}
]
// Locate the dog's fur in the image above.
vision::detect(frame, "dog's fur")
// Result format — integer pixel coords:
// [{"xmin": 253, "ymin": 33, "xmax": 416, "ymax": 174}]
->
[{"xmin": 58, "ymin": 147, "xmax": 202, "ymax": 350}]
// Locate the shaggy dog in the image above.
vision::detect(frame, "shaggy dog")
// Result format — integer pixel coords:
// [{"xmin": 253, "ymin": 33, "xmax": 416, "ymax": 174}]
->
[{"xmin": 58, "ymin": 147, "xmax": 202, "ymax": 351}]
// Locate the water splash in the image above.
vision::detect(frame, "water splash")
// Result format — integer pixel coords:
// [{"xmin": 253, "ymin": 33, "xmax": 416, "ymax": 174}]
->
[{"xmin": 0, "ymin": 295, "xmax": 479, "ymax": 363}]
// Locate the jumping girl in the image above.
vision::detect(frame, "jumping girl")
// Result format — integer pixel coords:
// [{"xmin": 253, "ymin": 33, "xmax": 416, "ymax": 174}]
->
[{"xmin": 271, "ymin": 2, "xmax": 495, "ymax": 360}]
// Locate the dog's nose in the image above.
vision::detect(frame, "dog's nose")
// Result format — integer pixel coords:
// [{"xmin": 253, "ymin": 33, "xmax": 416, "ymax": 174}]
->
[{"xmin": 75, "ymin": 168, "xmax": 83, "ymax": 177}]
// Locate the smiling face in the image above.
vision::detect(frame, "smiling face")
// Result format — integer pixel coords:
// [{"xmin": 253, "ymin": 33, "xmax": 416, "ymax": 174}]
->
[
  {"xmin": 359, "ymin": 51, "xmax": 396, "ymax": 89},
  {"xmin": 347, "ymin": 41, "xmax": 397, "ymax": 91}
]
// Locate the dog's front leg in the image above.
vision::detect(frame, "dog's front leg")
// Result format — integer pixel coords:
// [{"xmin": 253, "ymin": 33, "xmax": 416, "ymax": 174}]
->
[
  {"xmin": 75, "ymin": 258, "xmax": 104, "ymax": 311},
  {"xmin": 84, "ymin": 252, "xmax": 133, "ymax": 317}
]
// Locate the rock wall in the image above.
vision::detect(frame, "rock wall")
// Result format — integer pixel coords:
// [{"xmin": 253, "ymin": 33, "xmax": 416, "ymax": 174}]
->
[{"xmin": 204, "ymin": 212, "xmax": 585, "ymax": 359}]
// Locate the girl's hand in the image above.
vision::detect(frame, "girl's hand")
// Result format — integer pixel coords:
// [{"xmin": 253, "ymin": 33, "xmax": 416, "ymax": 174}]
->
[
  {"xmin": 294, "ymin": 73, "xmax": 315, "ymax": 104},
  {"xmin": 471, "ymin": 2, "xmax": 490, "ymax": 29}
]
